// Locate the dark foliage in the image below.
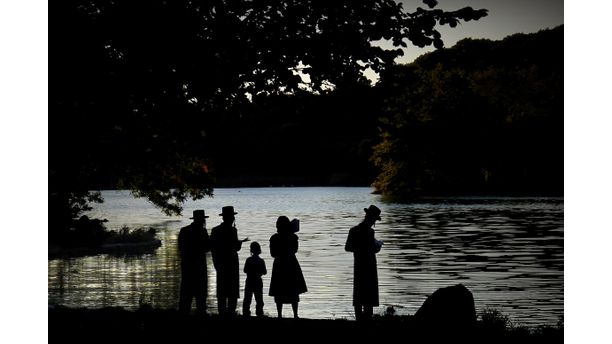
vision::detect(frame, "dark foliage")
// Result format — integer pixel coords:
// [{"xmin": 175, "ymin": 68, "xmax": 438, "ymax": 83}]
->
[
  {"xmin": 372, "ymin": 26, "xmax": 563, "ymax": 197},
  {"xmin": 209, "ymin": 85, "xmax": 382, "ymax": 187},
  {"xmin": 50, "ymin": 1, "xmax": 487, "ymax": 229}
]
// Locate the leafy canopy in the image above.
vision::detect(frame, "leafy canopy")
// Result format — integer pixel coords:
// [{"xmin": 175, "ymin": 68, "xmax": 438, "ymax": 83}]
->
[{"xmin": 50, "ymin": 0, "xmax": 487, "ymax": 216}]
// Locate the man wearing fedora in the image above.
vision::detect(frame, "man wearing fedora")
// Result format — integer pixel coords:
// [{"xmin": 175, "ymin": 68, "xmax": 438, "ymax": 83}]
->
[
  {"xmin": 210, "ymin": 206, "xmax": 249, "ymax": 316},
  {"xmin": 178, "ymin": 209, "xmax": 211, "ymax": 315},
  {"xmin": 345, "ymin": 205, "xmax": 383, "ymax": 321}
]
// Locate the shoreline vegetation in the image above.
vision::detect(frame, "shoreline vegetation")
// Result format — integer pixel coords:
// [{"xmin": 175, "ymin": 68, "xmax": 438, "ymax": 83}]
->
[
  {"xmin": 49, "ymin": 221, "xmax": 161, "ymax": 258},
  {"xmin": 48, "ymin": 305, "xmax": 562, "ymax": 343}
]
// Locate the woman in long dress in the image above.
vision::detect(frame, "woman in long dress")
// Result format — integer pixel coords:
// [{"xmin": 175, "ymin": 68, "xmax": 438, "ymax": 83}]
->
[{"xmin": 269, "ymin": 216, "xmax": 307, "ymax": 318}]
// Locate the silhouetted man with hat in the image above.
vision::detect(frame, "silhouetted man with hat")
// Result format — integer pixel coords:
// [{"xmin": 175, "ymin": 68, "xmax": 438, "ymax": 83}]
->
[
  {"xmin": 345, "ymin": 205, "xmax": 383, "ymax": 321},
  {"xmin": 210, "ymin": 206, "xmax": 249, "ymax": 316},
  {"xmin": 178, "ymin": 209, "xmax": 211, "ymax": 315}
]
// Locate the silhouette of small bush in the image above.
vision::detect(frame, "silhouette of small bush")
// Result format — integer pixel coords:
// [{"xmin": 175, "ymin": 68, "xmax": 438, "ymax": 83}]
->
[
  {"xmin": 105, "ymin": 226, "xmax": 157, "ymax": 244},
  {"xmin": 478, "ymin": 308, "xmax": 563, "ymax": 341},
  {"xmin": 384, "ymin": 305, "xmax": 397, "ymax": 317},
  {"xmin": 479, "ymin": 308, "xmax": 510, "ymax": 332}
]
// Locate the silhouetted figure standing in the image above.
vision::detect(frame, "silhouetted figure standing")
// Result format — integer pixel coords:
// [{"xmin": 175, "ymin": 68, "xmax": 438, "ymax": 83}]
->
[
  {"xmin": 345, "ymin": 205, "xmax": 383, "ymax": 321},
  {"xmin": 269, "ymin": 216, "xmax": 307, "ymax": 318},
  {"xmin": 210, "ymin": 206, "xmax": 248, "ymax": 316},
  {"xmin": 242, "ymin": 241, "xmax": 267, "ymax": 317},
  {"xmin": 178, "ymin": 210, "xmax": 211, "ymax": 315}
]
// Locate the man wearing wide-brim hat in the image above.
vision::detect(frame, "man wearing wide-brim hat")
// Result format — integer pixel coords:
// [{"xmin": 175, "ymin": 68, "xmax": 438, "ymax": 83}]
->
[
  {"xmin": 345, "ymin": 205, "xmax": 383, "ymax": 321},
  {"xmin": 210, "ymin": 206, "xmax": 249, "ymax": 316},
  {"xmin": 178, "ymin": 209, "xmax": 211, "ymax": 315}
]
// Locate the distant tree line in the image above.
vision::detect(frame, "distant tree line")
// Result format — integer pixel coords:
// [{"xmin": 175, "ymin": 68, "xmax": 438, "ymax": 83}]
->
[
  {"xmin": 208, "ymin": 84, "xmax": 381, "ymax": 187},
  {"xmin": 371, "ymin": 26, "xmax": 563, "ymax": 197}
]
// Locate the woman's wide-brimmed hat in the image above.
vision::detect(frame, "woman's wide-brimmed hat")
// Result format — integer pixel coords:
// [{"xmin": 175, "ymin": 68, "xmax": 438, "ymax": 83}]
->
[
  {"xmin": 219, "ymin": 206, "xmax": 238, "ymax": 216},
  {"xmin": 364, "ymin": 205, "xmax": 382, "ymax": 220},
  {"xmin": 190, "ymin": 209, "xmax": 209, "ymax": 219}
]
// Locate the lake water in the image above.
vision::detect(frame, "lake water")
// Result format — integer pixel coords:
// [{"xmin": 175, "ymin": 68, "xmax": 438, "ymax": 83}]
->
[{"xmin": 48, "ymin": 188, "xmax": 563, "ymax": 326}]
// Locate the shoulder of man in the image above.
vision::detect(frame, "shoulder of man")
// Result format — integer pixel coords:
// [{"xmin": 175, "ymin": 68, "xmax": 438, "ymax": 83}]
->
[{"xmin": 350, "ymin": 223, "xmax": 369, "ymax": 234}]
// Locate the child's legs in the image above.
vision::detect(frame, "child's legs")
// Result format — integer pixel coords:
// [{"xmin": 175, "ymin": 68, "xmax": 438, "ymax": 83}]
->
[
  {"xmin": 242, "ymin": 282, "xmax": 253, "ymax": 315},
  {"xmin": 254, "ymin": 288, "xmax": 264, "ymax": 316}
]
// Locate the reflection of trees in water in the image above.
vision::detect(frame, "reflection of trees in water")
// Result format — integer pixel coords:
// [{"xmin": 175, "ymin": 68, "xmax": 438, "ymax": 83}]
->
[
  {"xmin": 51, "ymin": 259, "xmax": 69, "ymax": 297},
  {"xmin": 49, "ymin": 228, "xmax": 185, "ymax": 310}
]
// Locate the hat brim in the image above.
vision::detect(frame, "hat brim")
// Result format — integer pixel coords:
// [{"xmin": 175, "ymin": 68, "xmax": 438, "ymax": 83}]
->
[
  {"xmin": 219, "ymin": 212, "xmax": 238, "ymax": 216},
  {"xmin": 190, "ymin": 216, "xmax": 209, "ymax": 219}
]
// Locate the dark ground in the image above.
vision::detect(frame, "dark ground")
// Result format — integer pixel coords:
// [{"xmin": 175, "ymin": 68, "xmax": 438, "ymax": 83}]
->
[{"xmin": 48, "ymin": 307, "xmax": 562, "ymax": 343}]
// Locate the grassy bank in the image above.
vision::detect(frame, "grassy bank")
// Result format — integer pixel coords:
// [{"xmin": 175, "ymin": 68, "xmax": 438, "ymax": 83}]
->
[{"xmin": 48, "ymin": 306, "xmax": 562, "ymax": 343}]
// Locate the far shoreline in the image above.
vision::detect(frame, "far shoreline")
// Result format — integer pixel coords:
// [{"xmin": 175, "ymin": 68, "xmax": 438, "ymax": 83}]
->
[{"xmin": 87, "ymin": 186, "xmax": 563, "ymax": 198}]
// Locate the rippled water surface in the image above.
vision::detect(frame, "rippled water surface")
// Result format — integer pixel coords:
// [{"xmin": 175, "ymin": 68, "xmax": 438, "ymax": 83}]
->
[{"xmin": 48, "ymin": 188, "xmax": 563, "ymax": 326}]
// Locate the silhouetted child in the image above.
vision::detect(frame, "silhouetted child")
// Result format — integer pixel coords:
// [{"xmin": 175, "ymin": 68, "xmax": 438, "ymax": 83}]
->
[{"xmin": 243, "ymin": 241, "xmax": 267, "ymax": 317}]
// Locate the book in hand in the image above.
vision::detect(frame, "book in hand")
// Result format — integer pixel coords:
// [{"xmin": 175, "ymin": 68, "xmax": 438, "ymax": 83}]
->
[
  {"xmin": 290, "ymin": 218, "xmax": 300, "ymax": 233},
  {"xmin": 374, "ymin": 239, "xmax": 384, "ymax": 252}
]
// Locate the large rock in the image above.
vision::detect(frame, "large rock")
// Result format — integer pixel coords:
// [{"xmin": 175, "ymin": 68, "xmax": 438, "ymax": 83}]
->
[{"xmin": 414, "ymin": 284, "xmax": 477, "ymax": 330}]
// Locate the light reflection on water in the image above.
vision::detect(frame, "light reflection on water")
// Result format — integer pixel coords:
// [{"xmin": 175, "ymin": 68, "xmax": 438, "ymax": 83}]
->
[{"xmin": 48, "ymin": 188, "xmax": 563, "ymax": 326}]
